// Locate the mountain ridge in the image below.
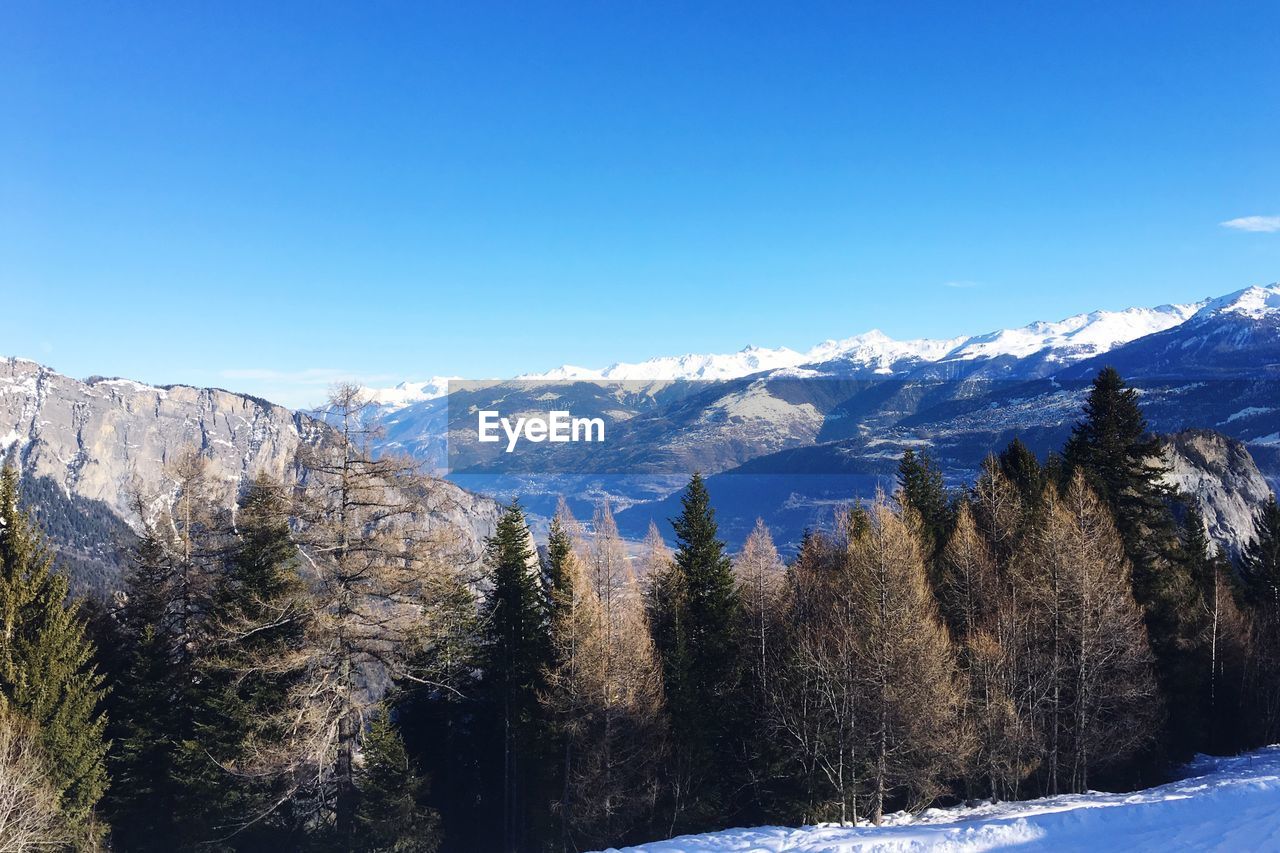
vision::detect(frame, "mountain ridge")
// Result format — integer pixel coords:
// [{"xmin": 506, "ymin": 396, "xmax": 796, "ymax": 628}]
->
[
  {"xmin": 0, "ymin": 357, "xmax": 501, "ymax": 596},
  {"xmin": 371, "ymin": 284, "xmax": 1278, "ymax": 397}
]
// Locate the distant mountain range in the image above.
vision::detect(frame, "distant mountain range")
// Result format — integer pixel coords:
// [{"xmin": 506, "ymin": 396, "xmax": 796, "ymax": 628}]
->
[
  {"xmin": 1, "ymin": 283, "xmax": 1277, "ymax": 584},
  {"xmin": 361, "ymin": 284, "xmax": 1279, "ymax": 550},
  {"xmin": 368, "ymin": 284, "xmax": 1280, "ymax": 469},
  {"xmin": 372, "ymin": 285, "xmax": 1280, "ymax": 402}
]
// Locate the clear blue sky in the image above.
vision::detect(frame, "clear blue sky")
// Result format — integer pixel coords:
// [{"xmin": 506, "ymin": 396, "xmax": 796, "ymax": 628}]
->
[{"xmin": 2, "ymin": 2, "xmax": 1278, "ymax": 407}]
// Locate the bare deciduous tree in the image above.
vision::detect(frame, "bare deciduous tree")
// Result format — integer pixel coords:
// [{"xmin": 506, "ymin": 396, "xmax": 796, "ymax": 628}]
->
[
  {"xmin": 1029, "ymin": 472, "xmax": 1158, "ymax": 793},
  {"xmin": 772, "ymin": 501, "xmax": 972, "ymax": 826},
  {"xmin": 942, "ymin": 502, "xmax": 1028, "ymax": 800},
  {"xmin": 735, "ymin": 519, "xmax": 785, "ymax": 692},
  {"xmin": 771, "ymin": 531, "xmax": 864, "ymax": 825},
  {"xmin": 267, "ymin": 383, "xmax": 468, "ymax": 838},
  {"xmin": 545, "ymin": 504, "xmax": 665, "ymax": 848},
  {"xmin": 0, "ymin": 709, "xmax": 70, "ymax": 852},
  {"xmin": 848, "ymin": 499, "xmax": 971, "ymax": 823}
]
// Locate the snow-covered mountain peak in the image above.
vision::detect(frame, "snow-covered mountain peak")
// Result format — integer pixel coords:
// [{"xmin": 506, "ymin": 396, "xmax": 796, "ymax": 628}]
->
[
  {"xmin": 946, "ymin": 301, "xmax": 1204, "ymax": 363},
  {"xmin": 504, "ymin": 297, "xmax": 1213, "ymax": 384},
  {"xmin": 1193, "ymin": 283, "xmax": 1280, "ymax": 321},
  {"xmin": 367, "ymin": 283, "xmax": 1275, "ymax": 396},
  {"xmin": 519, "ymin": 344, "xmax": 808, "ymax": 383},
  {"xmin": 366, "ymin": 377, "xmax": 460, "ymax": 410},
  {"xmin": 813, "ymin": 330, "xmax": 964, "ymax": 370}
]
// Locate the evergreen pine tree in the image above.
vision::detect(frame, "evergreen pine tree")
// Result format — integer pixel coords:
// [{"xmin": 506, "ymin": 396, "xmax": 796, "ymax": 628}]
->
[
  {"xmin": 998, "ymin": 437, "xmax": 1045, "ymax": 511},
  {"xmin": 1241, "ymin": 494, "xmax": 1280, "ymax": 741},
  {"xmin": 198, "ymin": 475, "xmax": 313, "ymax": 846},
  {"xmin": 106, "ymin": 508, "xmax": 212, "ymax": 851},
  {"xmin": 542, "ymin": 504, "xmax": 594, "ymax": 847},
  {"xmin": 643, "ymin": 522, "xmax": 685, "ymax": 722},
  {"xmin": 545, "ymin": 503, "xmax": 576, "ymax": 603},
  {"xmin": 105, "ymin": 452, "xmax": 229, "ymax": 851},
  {"xmin": 658, "ymin": 473, "xmax": 743, "ymax": 831},
  {"xmin": 478, "ymin": 501, "xmax": 553, "ymax": 853},
  {"xmin": 393, "ymin": 566, "xmax": 484, "ymax": 853},
  {"xmin": 1181, "ymin": 507, "xmax": 1250, "ymax": 753},
  {"xmin": 1063, "ymin": 367, "xmax": 1209, "ymax": 762},
  {"xmin": 1242, "ymin": 495, "xmax": 1280, "ymax": 617},
  {"xmin": 896, "ymin": 449, "xmax": 952, "ymax": 563},
  {"xmin": 354, "ymin": 714, "xmax": 441, "ymax": 853},
  {"xmin": 0, "ymin": 466, "xmax": 109, "ymax": 835}
]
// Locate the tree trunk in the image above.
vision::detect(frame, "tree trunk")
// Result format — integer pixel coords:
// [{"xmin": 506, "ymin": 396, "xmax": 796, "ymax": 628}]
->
[{"xmin": 335, "ymin": 708, "xmax": 358, "ymax": 837}]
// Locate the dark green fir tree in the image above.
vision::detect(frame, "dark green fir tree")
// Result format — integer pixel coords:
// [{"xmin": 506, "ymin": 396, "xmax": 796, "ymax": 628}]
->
[
  {"xmin": 1064, "ymin": 367, "xmax": 1209, "ymax": 762},
  {"xmin": 355, "ymin": 713, "xmax": 441, "ymax": 853},
  {"xmin": 1242, "ymin": 495, "xmax": 1280, "ymax": 618},
  {"xmin": 478, "ymin": 502, "xmax": 553, "ymax": 853},
  {"xmin": 105, "ymin": 518, "xmax": 200, "ymax": 850},
  {"xmin": 198, "ymin": 475, "xmax": 313, "ymax": 847},
  {"xmin": 897, "ymin": 448, "xmax": 954, "ymax": 603},
  {"xmin": 1063, "ymin": 368, "xmax": 1178, "ymax": 575},
  {"xmin": 0, "ymin": 466, "xmax": 109, "ymax": 836},
  {"xmin": 544, "ymin": 508, "xmax": 576, "ymax": 607},
  {"xmin": 998, "ymin": 437, "xmax": 1046, "ymax": 510},
  {"xmin": 105, "ymin": 474, "xmax": 226, "ymax": 852},
  {"xmin": 660, "ymin": 473, "xmax": 743, "ymax": 831}
]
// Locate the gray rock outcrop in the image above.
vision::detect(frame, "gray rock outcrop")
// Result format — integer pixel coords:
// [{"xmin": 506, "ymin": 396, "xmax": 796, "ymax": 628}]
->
[
  {"xmin": 1161, "ymin": 428, "xmax": 1274, "ymax": 558},
  {"xmin": 0, "ymin": 357, "xmax": 499, "ymax": 594}
]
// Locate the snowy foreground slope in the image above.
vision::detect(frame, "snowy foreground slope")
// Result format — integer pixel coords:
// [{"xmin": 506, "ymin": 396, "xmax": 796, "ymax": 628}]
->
[{"xmin": 602, "ymin": 747, "xmax": 1280, "ymax": 852}]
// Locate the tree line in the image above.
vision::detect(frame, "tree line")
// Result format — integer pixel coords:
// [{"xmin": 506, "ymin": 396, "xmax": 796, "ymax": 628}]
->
[{"xmin": 2, "ymin": 370, "xmax": 1280, "ymax": 850}]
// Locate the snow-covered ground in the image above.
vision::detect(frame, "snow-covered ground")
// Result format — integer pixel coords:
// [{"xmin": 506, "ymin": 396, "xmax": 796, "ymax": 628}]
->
[{"xmin": 603, "ymin": 747, "xmax": 1280, "ymax": 852}]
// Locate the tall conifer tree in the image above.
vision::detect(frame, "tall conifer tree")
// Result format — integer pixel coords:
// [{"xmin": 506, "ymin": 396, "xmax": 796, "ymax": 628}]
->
[
  {"xmin": 0, "ymin": 466, "xmax": 109, "ymax": 835},
  {"xmin": 1242, "ymin": 494, "xmax": 1280, "ymax": 741},
  {"xmin": 657, "ymin": 473, "xmax": 743, "ymax": 830},
  {"xmin": 478, "ymin": 502, "xmax": 552, "ymax": 853},
  {"xmin": 354, "ymin": 713, "xmax": 441, "ymax": 853},
  {"xmin": 1242, "ymin": 495, "xmax": 1280, "ymax": 616},
  {"xmin": 1063, "ymin": 367, "xmax": 1209, "ymax": 761},
  {"xmin": 105, "ymin": 451, "xmax": 229, "ymax": 851},
  {"xmin": 897, "ymin": 449, "xmax": 952, "ymax": 563},
  {"xmin": 198, "ymin": 475, "xmax": 313, "ymax": 845}
]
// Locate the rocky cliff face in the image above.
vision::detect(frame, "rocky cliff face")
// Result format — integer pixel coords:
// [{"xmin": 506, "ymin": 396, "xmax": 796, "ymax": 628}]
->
[
  {"xmin": 0, "ymin": 358, "xmax": 499, "ymax": 594},
  {"xmin": 1161, "ymin": 428, "xmax": 1273, "ymax": 558}
]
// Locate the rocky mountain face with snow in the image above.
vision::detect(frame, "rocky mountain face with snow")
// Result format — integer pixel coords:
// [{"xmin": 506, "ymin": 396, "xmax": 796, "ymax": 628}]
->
[{"xmin": 0, "ymin": 358, "xmax": 499, "ymax": 595}]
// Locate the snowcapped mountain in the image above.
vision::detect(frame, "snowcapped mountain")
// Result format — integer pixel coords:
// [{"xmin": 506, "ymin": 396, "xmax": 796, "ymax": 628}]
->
[
  {"xmin": 515, "ymin": 345, "xmax": 811, "ymax": 382},
  {"xmin": 365, "ymin": 376, "xmax": 461, "ymax": 410},
  {"xmin": 356, "ymin": 282, "xmax": 1280, "ymax": 553},
  {"xmin": 1057, "ymin": 284, "xmax": 1280, "ymax": 382},
  {"xmin": 1194, "ymin": 283, "xmax": 1280, "ymax": 321},
  {"xmin": 941, "ymin": 301, "xmax": 1203, "ymax": 363},
  {"xmin": 362, "ymin": 285, "xmax": 1275, "ymax": 395},
  {"xmin": 476, "ymin": 295, "xmax": 1232, "ymax": 384}
]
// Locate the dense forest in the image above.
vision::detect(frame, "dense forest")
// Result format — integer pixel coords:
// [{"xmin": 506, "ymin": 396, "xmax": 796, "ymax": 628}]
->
[{"xmin": 3, "ymin": 370, "xmax": 1280, "ymax": 851}]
